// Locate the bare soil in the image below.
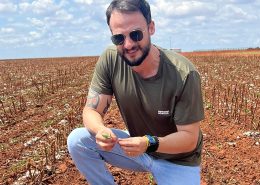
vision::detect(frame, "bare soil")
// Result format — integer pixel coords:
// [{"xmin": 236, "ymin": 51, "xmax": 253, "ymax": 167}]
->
[
  {"xmin": 1, "ymin": 55, "xmax": 259, "ymax": 185},
  {"xmin": 2, "ymin": 102, "xmax": 259, "ymax": 185}
]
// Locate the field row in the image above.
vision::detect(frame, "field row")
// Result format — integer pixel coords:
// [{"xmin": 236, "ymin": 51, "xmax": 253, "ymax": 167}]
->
[{"xmin": 0, "ymin": 53, "xmax": 259, "ymax": 184}]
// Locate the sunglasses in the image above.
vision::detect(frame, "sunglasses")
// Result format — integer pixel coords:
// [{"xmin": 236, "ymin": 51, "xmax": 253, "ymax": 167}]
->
[{"xmin": 111, "ymin": 29, "xmax": 145, "ymax": 45}]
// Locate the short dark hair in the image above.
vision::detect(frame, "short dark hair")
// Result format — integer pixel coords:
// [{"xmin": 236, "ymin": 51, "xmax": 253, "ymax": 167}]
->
[{"xmin": 106, "ymin": 0, "xmax": 152, "ymax": 26}]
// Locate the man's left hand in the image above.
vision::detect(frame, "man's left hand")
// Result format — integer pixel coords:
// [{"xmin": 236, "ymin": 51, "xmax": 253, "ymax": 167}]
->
[{"xmin": 118, "ymin": 137, "xmax": 148, "ymax": 157}]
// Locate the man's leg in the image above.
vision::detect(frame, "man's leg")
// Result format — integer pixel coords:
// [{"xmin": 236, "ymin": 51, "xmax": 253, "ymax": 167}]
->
[
  {"xmin": 67, "ymin": 128, "xmax": 152, "ymax": 185},
  {"xmin": 151, "ymin": 158, "xmax": 200, "ymax": 185}
]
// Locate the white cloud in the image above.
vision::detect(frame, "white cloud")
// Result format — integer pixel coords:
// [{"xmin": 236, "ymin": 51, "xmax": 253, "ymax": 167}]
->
[
  {"xmin": 195, "ymin": 15, "xmax": 206, "ymax": 21},
  {"xmin": 218, "ymin": 5, "xmax": 245, "ymax": 19},
  {"xmin": 1, "ymin": 27, "xmax": 15, "ymax": 33},
  {"xmin": 43, "ymin": 17, "xmax": 57, "ymax": 27},
  {"xmin": 27, "ymin": 18, "xmax": 45, "ymax": 27},
  {"xmin": 59, "ymin": 0, "xmax": 69, "ymax": 7},
  {"xmin": 217, "ymin": 4, "xmax": 258, "ymax": 21},
  {"xmin": 0, "ymin": 2, "xmax": 17, "ymax": 12},
  {"xmin": 32, "ymin": 0, "xmax": 55, "ymax": 14},
  {"xmin": 29, "ymin": 31, "xmax": 42, "ymax": 39},
  {"xmin": 75, "ymin": 0, "xmax": 94, "ymax": 5},
  {"xmin": 19, "ymin": 0, "xmax": 58, "ymax": 14},
  {"xmin": 74, "ymin": 0, "xmax": 108, "ymax": 6},
  {"xmin": 155, "ymin": 17, "xmax": 171, "ymax": 27},
  {"xmin": 254, "ymin": 38, "xmax": 260, "ymax": 45},
  {"xmin": 19, "ymin": 2, "xmax": 30, "ymax": 12},
  {"xmin": 0, "ymin": 37, "xmax": 20, "ymax": 45},
  {"xmin": 152, "ymin": 1, "xmax": 216, "ymax": 17},
  {"xmin": 228, "ymin": 0, "xmax": 256, "ymax": 4},
  {"xmin": 72, "ymin": 16, "xmax": 91, "ymax": 25},
  {"xmin": 55, "ymin": 10, "xmax": 73, "ymax": 21},
  {"xmin": 53, "ymin": 32, "xmax": 63, "ymax": 39}
]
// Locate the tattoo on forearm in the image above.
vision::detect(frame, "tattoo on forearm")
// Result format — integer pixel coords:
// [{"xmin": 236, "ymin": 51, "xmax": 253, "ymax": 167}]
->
[
  {"xmin": 103, "ymin": 99, "xmax": 110, "ymax": 114},
  {"xmin": 86, "ymin": 89, "xmax": 100, "ymax": 109}
]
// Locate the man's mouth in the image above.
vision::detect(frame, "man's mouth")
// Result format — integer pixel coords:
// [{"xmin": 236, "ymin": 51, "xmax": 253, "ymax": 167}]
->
[{"xmin": 125, "ymin": 47, "xmax": 138, "ymax": 55}]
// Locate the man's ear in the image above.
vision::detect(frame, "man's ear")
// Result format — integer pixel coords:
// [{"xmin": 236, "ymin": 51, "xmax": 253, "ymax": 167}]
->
[{"xmin": 148, "ymin": 20, "xmax": 155, "ymax": 35}]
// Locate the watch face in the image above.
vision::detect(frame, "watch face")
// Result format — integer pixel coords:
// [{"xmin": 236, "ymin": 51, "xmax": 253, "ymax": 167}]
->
[
  {"xmin": 148, "ymin": 135, "xmax": 156, "ymax": 145},
  {"xmin": 146, "ymin": 135, "xmax": 159, "ymax": 153}
]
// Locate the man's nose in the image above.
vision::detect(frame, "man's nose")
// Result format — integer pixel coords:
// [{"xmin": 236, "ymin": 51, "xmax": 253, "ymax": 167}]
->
[{"xmin": 123, "ymin": 35, "xmax": 136, "ymax": 50}]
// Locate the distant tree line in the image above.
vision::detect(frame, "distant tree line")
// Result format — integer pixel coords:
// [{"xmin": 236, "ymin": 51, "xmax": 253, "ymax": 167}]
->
[{"xmin": 193, "ymin": 47, "xmax": 260, "ymax": 52}]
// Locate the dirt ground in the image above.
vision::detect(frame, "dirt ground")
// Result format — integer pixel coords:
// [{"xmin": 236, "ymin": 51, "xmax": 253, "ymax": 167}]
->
[
  {"xmin": 50, "ymin": 109, "xmax": 260, "ymax": 185},
  {"xmin": 2, "ymin": 102, "xmax": 259, "ymax": 185},
  {"xmin": 1, "ymin": 55, "xmax": 259, "ymax": 185}
]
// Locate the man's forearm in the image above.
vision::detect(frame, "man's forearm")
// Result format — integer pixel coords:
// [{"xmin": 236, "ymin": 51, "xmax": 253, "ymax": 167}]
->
[
  {"xmin": 157, "ymin": 132, "xmax": 198, "ymax": 154},
  {"xmin": 157, "ymin": 122, "xmax": 200, "ymax": 154},
  {"xmin": 83, "ymin": 107, "xmax": 106, "ymax": 134}
]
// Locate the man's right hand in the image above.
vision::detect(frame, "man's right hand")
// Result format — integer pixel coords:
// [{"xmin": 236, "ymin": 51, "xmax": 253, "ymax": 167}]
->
[{"xmin": 95, "ymin": 127, "xmax": 118, "ymax": 151}]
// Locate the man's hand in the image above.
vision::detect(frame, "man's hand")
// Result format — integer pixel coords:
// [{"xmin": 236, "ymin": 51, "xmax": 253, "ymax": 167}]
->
[
  {"xmin": 96, "ymin": 128, "xmax": 117, "ymax": 151},
  {"xmin": 118, "ymin": 137, "xmax": 148, "ymax": 157}
]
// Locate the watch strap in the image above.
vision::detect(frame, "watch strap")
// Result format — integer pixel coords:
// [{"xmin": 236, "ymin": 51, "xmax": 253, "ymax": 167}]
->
[{"xmin": 145, "ymin": 135, "xmax": 159, "ymax": 153}]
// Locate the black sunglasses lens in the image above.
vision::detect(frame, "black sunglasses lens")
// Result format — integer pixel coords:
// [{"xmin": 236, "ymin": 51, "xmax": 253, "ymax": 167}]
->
[
  {"xmin": 111, "ymin": 30, "xmax": 143, "ymax": 45},
  {"xmin": 111, "ymin": 34, "xmax": 125, "ymax": 45},
  {"xmin": 130, "ymin": 30, "xmax": 143, "ymax": 42}
]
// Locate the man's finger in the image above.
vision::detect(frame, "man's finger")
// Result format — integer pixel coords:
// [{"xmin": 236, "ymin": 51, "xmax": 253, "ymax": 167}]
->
[{"xmin": 118, "ymin": 138, "xmax": 133, "ymax": 145}]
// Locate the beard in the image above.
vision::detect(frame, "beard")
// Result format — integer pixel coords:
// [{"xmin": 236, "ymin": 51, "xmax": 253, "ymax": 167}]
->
[{"xmin": 119, "ymin": 39, "xmax": 151, "ymax": 67}]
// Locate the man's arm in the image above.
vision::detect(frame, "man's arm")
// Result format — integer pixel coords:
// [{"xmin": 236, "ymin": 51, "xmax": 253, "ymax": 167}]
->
[
  {"xmin": 83, "ymin": 88, "xmax": 112, "ymax": 133},
  {"xmin": 83, "ymin": 88, "xmax": 116, "ymax": 151},
  {"xmin": 118, "ymin": 122, "xmax": 200, "ymax": 157},
  {"xmin": 157, "ymin": 122, "xmax": 200, "ymax": 154}
]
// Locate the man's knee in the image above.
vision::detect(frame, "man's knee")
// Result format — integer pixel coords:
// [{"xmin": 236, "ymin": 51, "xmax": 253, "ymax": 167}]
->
[{"xmin": 67, "ymin": 127, "xmax": 89, "ymax": 153}]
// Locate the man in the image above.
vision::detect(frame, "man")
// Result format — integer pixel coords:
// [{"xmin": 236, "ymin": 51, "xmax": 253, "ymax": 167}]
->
[{"xmin": 67, "ymin": 0, "xmax": 204, "ymax": 184}]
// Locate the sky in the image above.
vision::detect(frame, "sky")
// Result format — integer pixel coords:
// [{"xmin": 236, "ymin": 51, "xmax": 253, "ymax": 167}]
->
[{"xmin": 0, "ymin": 0, "xmax": 260, "ymax": 59}]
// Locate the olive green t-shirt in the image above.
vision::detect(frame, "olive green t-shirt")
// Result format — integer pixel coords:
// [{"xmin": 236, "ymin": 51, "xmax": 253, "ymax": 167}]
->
[{"xmin": 90, "ymin": 45, "xmax": 205, "ymax": 166}]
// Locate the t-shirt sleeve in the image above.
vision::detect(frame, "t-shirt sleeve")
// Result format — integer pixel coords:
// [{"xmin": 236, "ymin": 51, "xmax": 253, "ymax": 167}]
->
[
  {"xmin": 174, "ymin": 71, "xmax": 205, "ymax": 125},
  {"xmin": 89, "ymin": 51, "xmax": 114, "ymax": 95}
]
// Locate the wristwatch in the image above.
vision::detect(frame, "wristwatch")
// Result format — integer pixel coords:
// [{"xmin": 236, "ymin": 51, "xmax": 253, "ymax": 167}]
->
[{"xmin": 145, "ymin": 135, "xmax": 159, "ymax": 153}]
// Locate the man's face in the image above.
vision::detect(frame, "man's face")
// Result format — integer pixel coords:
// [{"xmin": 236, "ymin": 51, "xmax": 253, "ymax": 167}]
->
[{"xmin": 109, "ymin": 10, "xmax": 152, "ymax": 66}]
